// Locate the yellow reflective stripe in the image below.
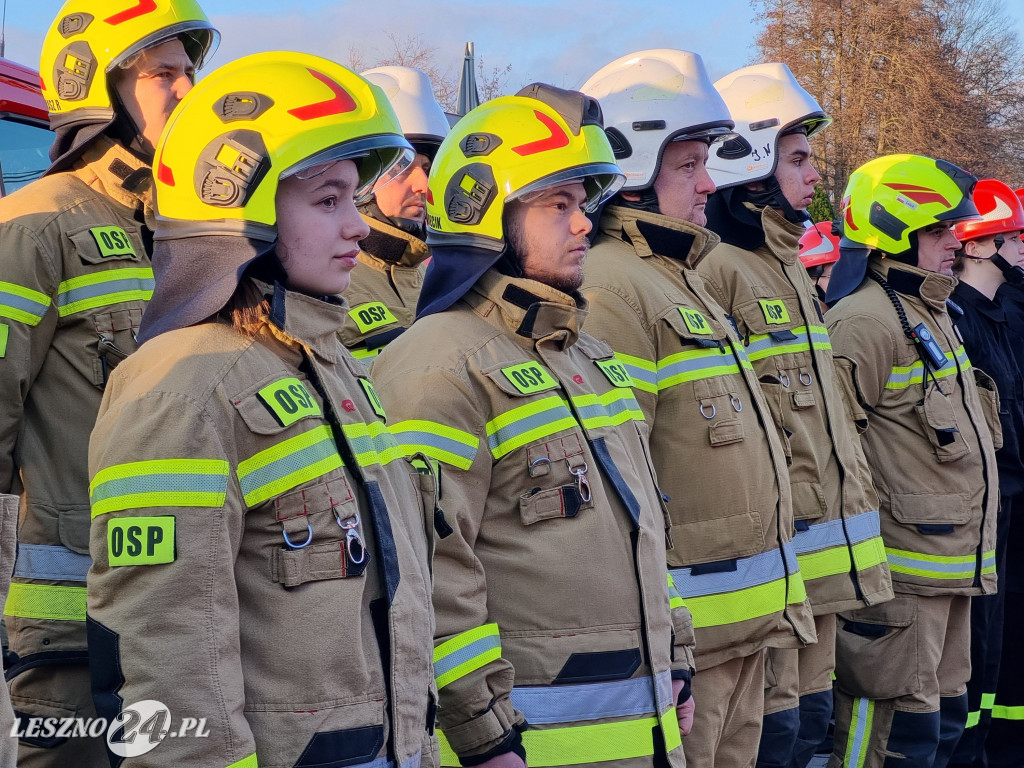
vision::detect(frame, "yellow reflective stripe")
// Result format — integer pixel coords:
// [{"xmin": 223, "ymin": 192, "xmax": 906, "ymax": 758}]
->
[
  {"xmin": 341, "ymin": 420, "xmax": 404, "ymax": 468},
  {"xmin": 4, "ymin": 583, "xmax": 87, "ymax": 621},
  {"xmin": 439, "ymin": 712, "xmax": 678, "ymax": 767},
  {"xmin": 0, "ymin": 280, "xmax": 51, "ymax": 326},
  {"xmin": 846, "ymin": 697, "xmax": 874, "ymax": 768},
  {"xmin": 798, "ymin": 537, "xmax": 887, "ymax": 582},
  {"xmin": 226, "ymin": 755, "xmax": 258, "ymax": 768},
  {"xmin": 571, "ymin": 389, "xmax": 645, "ymax": 430},
  {"xmin": 389, "ymin": 419, "xmax": 479, "ymax": 470},
  {"xmin": 90, "ymin": 459, "xmax": 230, "ymax": 517},
  {"xmin": 237, "ymin": 425, "xmax": 342, "ymax": 507},
  {"xmin": 667, "ymin": 573, "xmax": 685, "ymax": 610},
  {"xmin": 885, "ymin": 547, "xmax": 983, "ymax": 580},
  {"xmin": 56, "ymin": 267, "xmax": 154, "ymax": 316},
  {"xmin": 683, "ymin": 571, "xmax": 806, "ymax": 629},
  {"xmin": 486, "ymin": 396, "xmax": 577, "ymax": 459},
  {"xmin": 992, "ymin": 703, "xmax": 1024, "ymax": 720},
  {"xmin": 657, "ymin": 346, "xmax": 741, "ymax": 390},
  {"xmin": 615, "ymin": 352, "xmax": 657, "ymax": 394},
  {"xmin": 885, "ymin": 346, "xmax": 970, "ymax": 389},
  {"xmin": 350, "ymin": 347, "xmax": 381, "ymax": 360},
  {"xmin": 433, "ymin": 623, "xmax": 501, "ymax": 689}
]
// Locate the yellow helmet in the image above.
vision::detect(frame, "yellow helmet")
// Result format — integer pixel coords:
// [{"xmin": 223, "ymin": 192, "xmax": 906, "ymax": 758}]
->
[
  {"xmin": 40, "ymin": 0, "xmax": 218, "ymax": 126},
  {"xmin": 425, "ymin": 83, "xmax": 625, "ymax": 251},
  {"xmin": 826, "ymin": 154, "xmax": 980, "ymax": 302},
  {"xmin": 152, "ymin": 51, "xmax": 414, "ymax": 241},
  {"xmin": 840, "ymin": 154, "xmax": 979, "ymax": 256}
]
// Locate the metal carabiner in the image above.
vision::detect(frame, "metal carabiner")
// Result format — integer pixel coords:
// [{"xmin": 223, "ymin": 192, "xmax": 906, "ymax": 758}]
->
[
  {"xmin": 799, "ymin": 371, "xmax": 813, "ymax": 387},
  {"xmin": 700, "ymin": 402, "xmax": 716, "ymax": 420},
  {"xmin": 568, "ymin": 461, "xmax": 592, "ymax": 503},
  {"xmin": 282, "ymin": 522, "xmax": 314, "ymax": 549},
  {"xmin": 779, "ymin": 372, "xmax": 791, "ymax": 388},
  {"xmin": 337, "ymin": 513, "xmax": 367, "ymax": 565},
  {"xmin": 730, "ymin": 395, "xmax": 743, "ymax": 413}
]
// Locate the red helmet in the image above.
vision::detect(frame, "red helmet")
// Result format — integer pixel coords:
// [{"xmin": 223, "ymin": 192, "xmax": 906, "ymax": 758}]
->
[
  {"xmin": 799, "ymin": 221, "xmax": 841, "ymax": 269},
  {"xmin": 953, "ymin": 179, "xmax": 1024, "ymax": 242}
]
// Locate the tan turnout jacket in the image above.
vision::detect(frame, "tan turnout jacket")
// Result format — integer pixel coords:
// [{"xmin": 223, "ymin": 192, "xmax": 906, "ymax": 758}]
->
[
  {"xmin": 372, "ymin": 269, "xmax": 693, "ymax": 768},
  {"xmin": 339, "ymin": 216, "xmax": 429, "ymax": 361},
  {"xmin": 825, "ymin": 258, "xmax": 999, "ymax": 597},
  {"xmin": 697, "ymin": 206, "xmax": 893, "ymax": 614},
  {"xmin": 0, "ymin": 136, "xmax": 154, "ymax": 710},
  {"xmin": 88, "ymin": 283, "xmax": 437, "ymax": 768},
  {"xmin": 582, "ymin": 206, "xmax": 815, "ymax": 670}
]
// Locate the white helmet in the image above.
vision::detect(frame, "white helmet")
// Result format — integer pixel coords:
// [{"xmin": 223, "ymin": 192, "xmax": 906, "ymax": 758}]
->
[
  {"xmin": 581, "ymin": 49, "xmax": 735, "ymax": 191},
  {"xmin": 361, "ymin": 65, "xmax": 450, "ymax": 159},
  {"xmin": 706, "ymin": 63, "xmax": 830, "ymax": 189}
]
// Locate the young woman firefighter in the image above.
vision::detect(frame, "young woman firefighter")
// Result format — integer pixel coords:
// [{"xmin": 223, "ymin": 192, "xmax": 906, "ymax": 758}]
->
[{"xmin": 85, "ymin": 51, "xmax": 438, "ymax": 768}]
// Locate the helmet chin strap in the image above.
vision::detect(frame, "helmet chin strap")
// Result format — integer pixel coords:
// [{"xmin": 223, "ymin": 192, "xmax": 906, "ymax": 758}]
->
[
  {"xmin": 988, "ymin": 234, "xmax": 1024, "ymax": 286},
  {"xmin": 614, "ymin": 187, "xmax": 661, "ymax": 215},
  {"xmin": 107, "ymin": 87, "xmax": 155, "ymax": 164},
  {"xmin": 359, "ymin": 199, "xmax": 427, "ymax": 241}
]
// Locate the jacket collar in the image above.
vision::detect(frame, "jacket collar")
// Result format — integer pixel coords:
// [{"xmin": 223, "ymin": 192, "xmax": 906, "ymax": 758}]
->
[
  {"xmin": 761, "ymin": 205, "xmax": 805, "ymax": 265},
  {"xmin": 467, "ymin": 269, "xmax": 586, "ymax": 350},
  {"xmin": 359, "ymin": 215, "xmax": 430, "ymax": 268},
  {"xmin": 258, "ymin": 280, "xmax": 348, "ymax": 364},
  {"xmin": 954, "ymin": 281, "xmax": 1005, "ymax": 323},
  {"xmin": 71, "ymin": 134, "xmax": 154, "ymax": 223},
  {"xmin": 870, "ymin": 256, "xmax": 955, "ymax": 312},
  {"xmin": 600, "ymin": 205, "xmax": 720, "ymax": 269}
]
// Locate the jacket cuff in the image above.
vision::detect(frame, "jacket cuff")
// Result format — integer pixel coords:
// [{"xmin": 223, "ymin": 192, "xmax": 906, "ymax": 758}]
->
[
  {"xmin": 443, "ymin": 696, "xmax": 525, "ymax": 761},
  {"xmin": 671, "ymin": 670, "xmax": 693, "ymax": 704},
  {"xmin": 458, "ymin": 725, "xmax": 526, "ymax": 766}
]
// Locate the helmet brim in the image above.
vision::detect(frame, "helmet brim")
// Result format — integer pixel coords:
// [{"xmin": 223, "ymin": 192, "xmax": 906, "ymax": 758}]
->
[
  {"xmin": 281, "ymin": 134, "xmax": 415, "ymax": 203},
  {"xmin": 111, "ymin": 21, "xmax": 220, "ymax": 72},
  {"xmin": 508, "ymin": 162, "xmax": 626, "ymax": 213}
]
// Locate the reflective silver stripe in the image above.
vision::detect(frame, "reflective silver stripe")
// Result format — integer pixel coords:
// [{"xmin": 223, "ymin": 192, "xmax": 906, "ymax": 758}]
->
[
  {"xmin": 509, "ymin": 670, "xmax": 672, "ymax": 725},
  {"xmin": 13, "ymin": 544, "xmax": 91, "ymax": 582},
  {"xmin": 670, "ymin": 541, "xmax": 798, "ymax": 599},
  {"xmin": 791, "ymin": 510, "xmax": 881, "ymax": 554}
]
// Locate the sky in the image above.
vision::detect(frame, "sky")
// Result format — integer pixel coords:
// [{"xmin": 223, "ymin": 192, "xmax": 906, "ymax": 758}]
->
[{"xmin": 1, "ymin": 0, "xmax": 764, "ymax": 91}]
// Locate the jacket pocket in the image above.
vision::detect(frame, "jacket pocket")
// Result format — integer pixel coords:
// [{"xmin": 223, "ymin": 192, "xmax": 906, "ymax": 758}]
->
[
  {"xmin": 890, "ymin": 491, "xmax": 971, "ymax": 527},
  {"xmin": 973, "ymin": 368, "xmax": 1003, "ymax": 451},
  {"xmin": 914, "ymin": 382, "xmax": 970, "ymax": 463},
  {"xmin": 836, "ymin": 597, "xmax": 920, "ymax": 700},
  {"xmin": 668, "ymin": 510, "xmax": 766, "ymax": 564},
  {"xmin": 518, "ymin": 435, "xmax": 595, "ymax": 526}
]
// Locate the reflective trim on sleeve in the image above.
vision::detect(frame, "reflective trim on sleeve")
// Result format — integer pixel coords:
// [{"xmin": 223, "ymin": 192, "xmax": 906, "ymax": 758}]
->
[
  {"xmin": 90, "ymin": 459, "xmax": 230, "ymax": 517},
  {"xmin": 669, "ymin": 542, "xmax": 806, "ymax": 629},
  {"xmin": 13, "ymin": 544, "xmax": 91, "ymax": 582},
  {"xmin": 486, "ymin": 396, "xmax": 577, "ymax": 459},
  {"xmin": 615, "ymin": 352, "xmax": 658, "ymax": 394},
  {"xmin": 341, "ymin": 420, "xmax": 405, "ymax": 468},
  {"xmin": 0, "ymin": 280, "xmax": 51, "ymax": 326},
  {"xmin": 885, "ymin": 346, "xmax": 970, "ymax": 390},
  {"xmin": 667, "ymin": 572, "xmax": 685, "ymax": 610},
  {"xmin": 4, "ymin": 582, "xmax": 87, "ymax": 621},
  {"xmin": 350, "ymin": 347, "xmax": 382, "ymax": 360},
  {"xmin": 846, "ymin": 697, "xmax": 875, "ymax": 768},
  {"xmin": 237, "ymin": 425, "xmax": 343, "ymax": 507},
  {"xmin": 388, "ymin": 419, "xmax": 479, "ymax": 470},
  {"xmin": 433, "ymin": 623, "xmax": 501, "ymax": 690},
  {"xmin": 885, "ymin": 547, "xmax": 991, "ymax": 581},
  {"xmin": 56, "ymin": 267, "xmax": 154, "ymax": 316},
  {"xmin": 226, "ymin": 755, "xmax": 259, "ymax": 768},
  {"xmin": 570, "ymin": 389, "xmax": 645, "ymax": 430}
]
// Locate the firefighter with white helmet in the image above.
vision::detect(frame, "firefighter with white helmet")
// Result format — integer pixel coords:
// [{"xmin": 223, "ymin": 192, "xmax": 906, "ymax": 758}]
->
[
  {"xmin": 0, "ymin": 2, "xmax": 218, "ymax": 763},
  {"xmin": 338, "ymin": 65, "xmax": 450, "ymax": 361},
  {"xmin": 579, "ymin": 49, "xmax": 819, "ymax": 768},
  {"xmin": 698, "ymin": 63, "xmax": 893, "ymax": 768}
]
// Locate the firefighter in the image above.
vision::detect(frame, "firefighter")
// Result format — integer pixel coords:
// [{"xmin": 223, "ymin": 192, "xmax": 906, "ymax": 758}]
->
[
  {"xmin": 825, "ymin": 154, "xmax": 999, "ymax": 768},
  {"xmin": 799, "ymin": 221, "xmax": 842, "ymax": 312},
  {"xmin": 948, "ymin": 180, "xmax": 1024, "ymax": 768},
  {"xmin": 699, "ymin": 63, "xmax": 893, "ymax": 768},
  {"xmin": 0, "ymin": 1, "xmax": 218, "ymax": 763},
  {"xmin": 340, "ymin": 65, "xmax": 450, "ymax": 360},
  {"xmin": 86, "ymin": 52, "xmax": 437, "ymax": 768},
  {"xmin": 371, "ymin": 84, "xmax": 696, "ymax": 768},
  {"xmin": 578, "ymin": 49, "xmax": 817, "ymax": 768}
]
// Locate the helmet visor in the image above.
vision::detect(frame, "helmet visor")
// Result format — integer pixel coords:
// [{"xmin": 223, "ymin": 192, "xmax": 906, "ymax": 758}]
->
[
  {"xmin": 282, "ymin": 135, "xmax": 415, "ymax": 203},
  {"xmin": 509, "ymin": 162, "xmax": 626, "ymax": 213},
  {"xmin": 112, "ymin": 21, "xmax": 220, "ymax": 72}
]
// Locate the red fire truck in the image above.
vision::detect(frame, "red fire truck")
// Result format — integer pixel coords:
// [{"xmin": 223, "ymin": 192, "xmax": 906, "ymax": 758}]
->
[{"xmin": 0, "ymin": 56, "xmax": 51, "ymax": 197}]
